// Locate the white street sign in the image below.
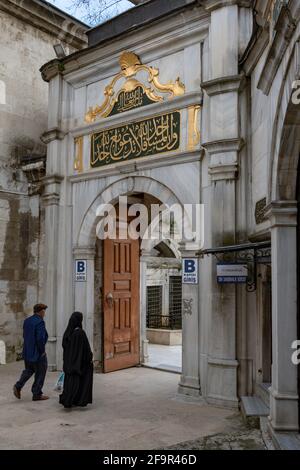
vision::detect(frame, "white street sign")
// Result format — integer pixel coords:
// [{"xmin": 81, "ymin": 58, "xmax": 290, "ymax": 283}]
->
[{"xmin": 217, "ymin": 263, "xmax": 248, "ymax": 283}]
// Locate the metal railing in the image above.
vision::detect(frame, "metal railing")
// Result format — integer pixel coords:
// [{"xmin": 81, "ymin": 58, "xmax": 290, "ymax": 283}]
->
[
  {"xmin": 146, "ymin": 313, "xmax": 182, "ymax": 330},
  {"xmin": 146, "ymin": 277, "xmax": 182, "ymax": 330}
]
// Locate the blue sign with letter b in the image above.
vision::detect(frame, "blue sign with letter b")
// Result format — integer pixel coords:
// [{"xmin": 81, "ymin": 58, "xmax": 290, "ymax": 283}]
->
[
  {"xmin": 182, "ymin": 258, "xmax": 198, "ymax": 284},
  {"xmin": 75, "ymin": 260, "xmax": 87, "ymax": 282},
  {"xmin": 77, "ymin": 261, "xmax": 86, "ymax": 273},
  {"xmin": 184, "ymin": 259, "xmax": 196, "ymax": 273}
]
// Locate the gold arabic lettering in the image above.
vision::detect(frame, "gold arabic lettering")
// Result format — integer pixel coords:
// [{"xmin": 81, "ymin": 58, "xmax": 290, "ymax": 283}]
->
[{"xmin": 90, "ymin": 111, "xmax": 180, "ymax": 168}]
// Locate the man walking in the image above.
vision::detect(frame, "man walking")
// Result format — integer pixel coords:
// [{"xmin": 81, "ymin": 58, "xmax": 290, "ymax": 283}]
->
[{"xmin": 13, "ymin": 304, "xmax": 49, "ymax": 401}]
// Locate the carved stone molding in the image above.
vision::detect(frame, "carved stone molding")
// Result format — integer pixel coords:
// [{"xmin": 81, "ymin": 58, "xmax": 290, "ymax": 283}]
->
[
  {"xmin": 201, "ymin": 74, "xmax": 246, "ymax": 96},
  {"xmin": 68, "ymin": 149, "xmax": 201, "ymax": 183},
  {"xmin": 140, "ymin": 248, "xmax": 153, "ymax": 259},
  {"xmin": 40, "ymin": 60, "xmax": 65, "ymax": 83},
  {"xmin": 43, "ymin": 174, "xmax": 64, "ymax": 187},
  {"xmin": 207, "ymin": 357, "xmax": 239, "ymax": 367},
  {"xmin": 73, "ymin": 91, "xmax": 202, "ymax": 137},
  {"xmin": 73, "ymin": 246, "xmax": 96, "ymax": 259},
  {"xmin": 202, "ymin": 138, "xmax": 244, "ymax": 154},
  {"xmin": 42, "ymin": 174, "xmax": 64, "ymax": 206},
  {"xmin": 265, "ymin": 200, "xmax": 298, "ymax": 228},
  {"xmin": 204, "ymin": 0, "xmax": 251, "ymax": 12},
  {"xmin": 202, "ymin": 139, "xmax": 244, "ymax": 181},
  {"xmin": 178, "ymin": 240, "xmax": 201, "ymax": 256},
  {"xmin": 41, "ymin": 128, "xmax": 66, "ymax": 144},
  {"xmin": 209, "ymin": 163, "xmax": 238, "ymax": 181},
  {"xmin": 42, "ymin": 193, "xmax": 60, "ymax": 206}
]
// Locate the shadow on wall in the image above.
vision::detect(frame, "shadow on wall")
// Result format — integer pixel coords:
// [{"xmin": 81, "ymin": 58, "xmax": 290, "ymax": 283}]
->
[{"xmin": 0, "ymin": 196, "xmax": 40, "ymax": 362}]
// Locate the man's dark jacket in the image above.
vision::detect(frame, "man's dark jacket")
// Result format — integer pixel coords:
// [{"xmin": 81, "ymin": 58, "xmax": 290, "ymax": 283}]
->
[{"xmin": 22, "ymin": 314, "xmax": 48, "ymax": 363}]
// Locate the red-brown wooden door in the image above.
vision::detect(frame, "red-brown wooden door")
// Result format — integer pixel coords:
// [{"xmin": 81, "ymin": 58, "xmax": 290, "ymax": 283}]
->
[{"xmin": 103, "ymin": 235, "xmax": 140, "ymax": 372}]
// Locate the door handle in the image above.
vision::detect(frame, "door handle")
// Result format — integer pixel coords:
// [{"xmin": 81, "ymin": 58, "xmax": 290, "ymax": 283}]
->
[{"xmin": 106, "ymin": 292, "xmax": 114, "ymax": 308}]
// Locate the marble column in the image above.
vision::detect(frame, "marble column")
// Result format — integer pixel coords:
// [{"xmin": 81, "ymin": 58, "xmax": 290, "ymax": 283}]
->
[
  {"xmin": 201, "ymin": 140, "xmax": 241, "ymax": 407},
  {"xmin": 200, "ymin": 1, "xmax": 248, "ymax": 407},
  {"xmin": 42, "ymin": 174, "xmax": 63, "ymax": 371},
  {"xmin": 40, "ymin": 73, "xmax": 66, "ymax": 371},
  {"xmin": 266, "ymin": 201, "xmax": 299, "ymax": 431},
  {"xmin": 178, "ymin": 241, "xmax": 201, "ymax": 397}
]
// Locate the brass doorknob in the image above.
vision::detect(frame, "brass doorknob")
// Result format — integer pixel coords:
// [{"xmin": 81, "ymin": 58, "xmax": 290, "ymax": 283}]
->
[{"xmin": 106, "ymin": 292, "xmax": 113, "ymax": 307}]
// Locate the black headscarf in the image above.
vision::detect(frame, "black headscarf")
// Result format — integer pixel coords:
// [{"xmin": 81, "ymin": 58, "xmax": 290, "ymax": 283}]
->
[{"xmin": 62, "ymin": 312, "xmax": 83, "ymax": 349}]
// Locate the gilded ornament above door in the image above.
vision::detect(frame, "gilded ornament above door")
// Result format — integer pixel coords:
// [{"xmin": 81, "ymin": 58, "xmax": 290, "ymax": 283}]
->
[{"xmin": 85, "ymin": 51, "xmax": 185, "ymax": 123}]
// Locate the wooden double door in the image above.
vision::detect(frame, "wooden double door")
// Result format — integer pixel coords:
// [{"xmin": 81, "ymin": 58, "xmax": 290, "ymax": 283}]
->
[{"xmin": 103, "ymin": 233, "xmax": 140, "ymax": 372}]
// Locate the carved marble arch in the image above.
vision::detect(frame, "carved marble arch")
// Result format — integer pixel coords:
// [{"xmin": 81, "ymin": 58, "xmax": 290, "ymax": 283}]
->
[
  {"xmin": 254, "ymin": 0, "xmax": 279, "ymax": 25},
  {"xmin": 85, "ymin": 51, "xmax": 185, "ymax": 123},
  {"xmin": 269, "ymin": 39, "xmax": 300, "ymax": 202}
]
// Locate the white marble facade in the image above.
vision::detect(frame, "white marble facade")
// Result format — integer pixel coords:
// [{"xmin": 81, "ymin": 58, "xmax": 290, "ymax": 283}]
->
[{"xmin": 40, "ymin": 0, "xmax": 300, "ymax": 434}]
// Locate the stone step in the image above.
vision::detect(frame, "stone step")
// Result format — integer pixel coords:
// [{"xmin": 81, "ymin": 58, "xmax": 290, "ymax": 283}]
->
[
  {"xmin": 240, "ymin": 396, "xmax": 270, "ymax": 429},
  {"xmin": 269, "ymin": 427, "xmax": 300, "ymax": 450},
  {"xmin": 142, "ymin": 363, "xmax": 182, "ymax": 375},
  {"xmin": 256, "ymin": 382, "xmax": 271, "ymax": 407}
]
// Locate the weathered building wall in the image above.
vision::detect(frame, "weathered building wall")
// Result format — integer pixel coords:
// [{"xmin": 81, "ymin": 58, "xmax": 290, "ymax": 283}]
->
[{"xmin": 0, "ymin": 1, "xmax": 88, "ymax": 362}]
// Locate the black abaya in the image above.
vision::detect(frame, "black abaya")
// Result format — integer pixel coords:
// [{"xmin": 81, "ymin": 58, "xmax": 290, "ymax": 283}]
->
[{"xmin": 59, "ymin": 324, "xmax": 93, "ymax": 408}]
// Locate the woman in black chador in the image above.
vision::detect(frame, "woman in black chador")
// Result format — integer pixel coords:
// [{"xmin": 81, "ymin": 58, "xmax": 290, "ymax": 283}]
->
[{"xmin": 59, "ymin": 312, "xmax": 93, "ymax": 408}]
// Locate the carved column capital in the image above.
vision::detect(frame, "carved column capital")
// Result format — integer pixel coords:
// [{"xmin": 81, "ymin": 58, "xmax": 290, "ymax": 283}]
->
[
  {"xmin": 201, "ymin": 74, "xmax": 246, "ymax": 96},
  {"xmin": 73, "ymin": 246, "xmax": 96, "ymax": 260},
  {"xmin": 204, "ymin": 0, "xmax": 251, "ymax": 12},
  {"xmin": 265, "ymin": 200, "xmax": 297, "ymax": 228},
  {"xmin": 202, "ymin": 138, "xmax": 244, "ymax": 181},
  {"xmin": 42, "ymin": 174, "xmax": 64, "ymax": 206},
  {"xmin": 41, "ymin": 128, "xmax": 66, "ymax": 144},
  {"xmin": 140, "ymin": 248, "xmax": 153, "ymax": 260},
  {"xmin": 178, "ymin": 239, "xmax": 201, "ymax": 257}
]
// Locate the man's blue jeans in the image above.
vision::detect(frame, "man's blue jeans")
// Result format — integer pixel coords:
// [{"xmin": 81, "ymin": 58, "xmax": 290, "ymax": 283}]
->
[{"xmin": 15, "ymin": 355, "xmax": 48, "ymax": 398}]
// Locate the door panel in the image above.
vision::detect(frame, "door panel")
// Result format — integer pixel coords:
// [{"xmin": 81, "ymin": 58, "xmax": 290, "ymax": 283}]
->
[{"xmin": 103, "ymin": 235, "xmax": 140, "ymax": 372}]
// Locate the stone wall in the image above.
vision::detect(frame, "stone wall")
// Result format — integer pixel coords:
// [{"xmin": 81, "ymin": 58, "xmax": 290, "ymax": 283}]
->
[
  {"xmin": 0, "ymin": 193, "xmax": 41, "ymax": 361},
  {"xmin": 0, "ymin": 2, "xmax": 87, "ymax": 361}
]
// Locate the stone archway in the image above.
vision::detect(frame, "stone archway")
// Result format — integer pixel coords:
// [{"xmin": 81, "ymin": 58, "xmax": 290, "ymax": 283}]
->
[
  {"xmin": 76, "ymin": 176, "xmax": 183, "ymax": 249},
  {"xmin": 269, "ymin": 38, "xmax": 300, "ymax": 202},
  {"xmin": 267, "ymin": 41, "xmax": 300, "ymax": 431},
  {"xmin": 74, "ymin": 176, "xmax": 200, "ymax": 393}
]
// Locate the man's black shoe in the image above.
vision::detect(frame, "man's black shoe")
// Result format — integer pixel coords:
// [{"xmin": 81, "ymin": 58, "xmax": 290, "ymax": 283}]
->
[{"xmin": 13, "ymin": 385, "xmax": 21, "ymax": 399}]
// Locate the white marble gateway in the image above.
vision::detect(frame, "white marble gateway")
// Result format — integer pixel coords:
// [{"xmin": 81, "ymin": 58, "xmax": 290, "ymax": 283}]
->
[{"xmin": 39, "ymin": 0, "xmax": 300, "ymax": 439}]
